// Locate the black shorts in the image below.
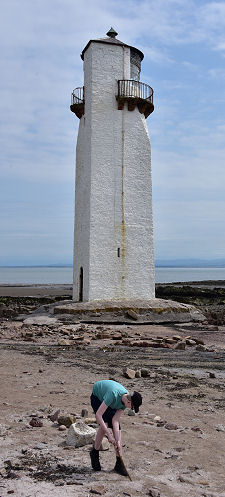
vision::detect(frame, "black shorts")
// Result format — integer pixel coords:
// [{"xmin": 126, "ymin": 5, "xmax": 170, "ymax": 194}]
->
[{"xmin": 90, "ymin": 393, "xmax": 121, "ymax": 430}]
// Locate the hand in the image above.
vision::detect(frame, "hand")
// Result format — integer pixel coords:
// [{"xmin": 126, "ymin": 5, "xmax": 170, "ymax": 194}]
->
[{"xmin": 116, "ymin": 440, "xmax": 122, "ymax": 453}]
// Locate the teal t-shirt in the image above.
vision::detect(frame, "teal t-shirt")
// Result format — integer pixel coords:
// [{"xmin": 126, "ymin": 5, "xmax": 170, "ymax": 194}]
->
[{"xmin": 92, "ymin": 380, "xmax": 128, "ymax": 410}]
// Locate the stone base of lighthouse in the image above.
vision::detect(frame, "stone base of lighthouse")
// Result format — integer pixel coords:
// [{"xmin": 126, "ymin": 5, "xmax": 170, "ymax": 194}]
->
[{"xmin": 53, "ymin": 298, "xmax": 205, "ymax": 324}]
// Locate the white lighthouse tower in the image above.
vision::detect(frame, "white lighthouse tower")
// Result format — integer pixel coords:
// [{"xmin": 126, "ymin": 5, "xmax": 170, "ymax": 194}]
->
[{"xmin": 71, "ymin": 29, "xmax": 155, "ymax": 302}]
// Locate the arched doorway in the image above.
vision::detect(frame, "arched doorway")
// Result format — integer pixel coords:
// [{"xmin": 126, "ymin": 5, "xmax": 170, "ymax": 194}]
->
[{"xmin": 79, "ymin": 267, "xmax": 83, "ymax": 302}]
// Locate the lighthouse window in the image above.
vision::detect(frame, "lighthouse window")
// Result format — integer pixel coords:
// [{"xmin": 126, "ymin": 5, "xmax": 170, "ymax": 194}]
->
[
  {"xmin": 131, "ymin": 64, "xmax": 140, "ymax": 81},
  {"xmin": 130, "ymin": 49, "xmax": 141, "ymax": 81},
  {"xmin": 117, "ymin": 248, "xmax": 120, "ymax": 258}
]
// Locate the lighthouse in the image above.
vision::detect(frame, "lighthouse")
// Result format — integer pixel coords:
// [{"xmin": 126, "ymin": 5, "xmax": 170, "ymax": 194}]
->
[{"xmin": 70, "ymin": 29, "xmax": 155, "ymax": 302}]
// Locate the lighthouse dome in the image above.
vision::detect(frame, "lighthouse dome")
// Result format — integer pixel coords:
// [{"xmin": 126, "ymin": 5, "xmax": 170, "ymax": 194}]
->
[{"xmin": 80, "ymin": 28, "xmax": 144, "ymax": 62}]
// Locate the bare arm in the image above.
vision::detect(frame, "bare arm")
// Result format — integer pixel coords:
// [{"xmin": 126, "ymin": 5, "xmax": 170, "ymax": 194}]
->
[
  {"xmin": 112, "ymin": 409, "xmax": 123, "ymax": 451},
  {"xmin": 95, "ymin": 401, "xmax": 117, "ymax": 446}
]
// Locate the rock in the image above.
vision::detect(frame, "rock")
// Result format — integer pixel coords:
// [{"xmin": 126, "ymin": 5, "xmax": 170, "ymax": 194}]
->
[
  {"xmin": 153, "ymin": 416, "xmax": 161, "ymax": 422},
  {"xmin": 128, "ymin": 409, "xmax": 135, "ymax": 416},
  {"xmin": 59, "ymin": 425, "xmax": 67, "ymax": 431},
  {"xmin": 148, "ymin": 489, "xmax": 160, "ymax": 497},
  {"xmin": 66, "ymin": 421, "xmax": 96, "ymax": 447},
  {"xmin": 196, "ymin": 344, "xmax": 206, "ymax": 351},
  {"xmin": 191, "ymin": 426, "xmax": 202, "ymax": 433},
  {"xmin": 84, "ymin": 417, "xmax": 96, "ymax": 425},
  {"xmin": 81, "ymin": 408, "xmax": 89, "ymax": 418},
  {"xmin": 99, "ymin": 437, "xmax": 110, "ymax": 451},
  {"xmin": 186, "ymin": 339, "xmax": 196, "ymax": 346},
  {"xmin": 126, "ymin": 309, "xmax": 139, "ymax": 320},
  {"xmin": 174, "ymin": 341, "xmax": 186, "ymax": 350},
  {"xmin": 215, "ymin": 424, "xmax": 225, "ymax": 432},
  {"xmin": 58, "ymin": 339, "xmax": 71, "ymax": 346},
  {"xmin": 165, "ymin": 338, "xmax": 176, "ymax": 344},
  {"xmin": 29, "ymin": 418, "xmax": 43, "ymax": 427},
  {"xmin": 209, "ymin": 372, "xmax": 216, "ymax": 378},
  {"xmin": 90, "ymin": 484, "xmax": 105, "ymax": 495},
  {"xmin": 135, "ymin": 369, "xmax": 141, "ymax": 378},
  {"xmin": 193, "ymin": 338, "xmax": 205, "ymax": 345},
  {"xmin": 141, "ymin": 368, "xmax": 150, "ymax": 377},
  {"xmin": 58, "ymin": 415, "xmax": 75, "ymax": 427},
  {"xmin": 49, "ymin": 409, "xmax": 60, "ymax": 422},
  {"xmin": 164, "ymin": 423, "xmax": 178, "ymax": 430},
  {"xmin": 112, "ymin": 333, "xmax": 122, "ymax": 340},
  {"xmin": 123, "ymin": 367, "xmax": 136, "ymax": 379},
  {"xmin": 23, "ymin": 316, "xmax": 58, "ymax": 326},
  {"xmin": 172, "ymin": 335, "xmax": 182, "ymax": 341}
]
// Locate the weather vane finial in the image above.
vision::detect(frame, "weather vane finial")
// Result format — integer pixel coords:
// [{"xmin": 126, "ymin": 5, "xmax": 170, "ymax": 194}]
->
[{"xmin": 106, "ymin": 27, "xmax": 118, "ymax": 38}]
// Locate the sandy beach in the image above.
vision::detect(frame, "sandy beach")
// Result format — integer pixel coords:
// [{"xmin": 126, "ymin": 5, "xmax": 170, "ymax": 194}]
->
[{"xmin": 1, "ymin": 284, "xmax": 225, "ymax": 497}]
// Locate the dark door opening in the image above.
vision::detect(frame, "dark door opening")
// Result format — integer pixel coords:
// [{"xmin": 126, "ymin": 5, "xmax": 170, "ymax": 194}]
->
[{"xmin": 79, "ymin": 267, "xmax": 83, "ymax": 302}]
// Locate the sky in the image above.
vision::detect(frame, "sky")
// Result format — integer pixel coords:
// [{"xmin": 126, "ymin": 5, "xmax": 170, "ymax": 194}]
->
[{"xmin": 1, "ymin": 0, "xmax": 225, "ymax": 266}]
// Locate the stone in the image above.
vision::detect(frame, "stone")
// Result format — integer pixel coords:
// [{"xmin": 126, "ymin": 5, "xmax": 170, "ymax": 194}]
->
[
  {"xmin": 112, "ymin": 333, "xmax": 122, "ymax": 340},
  {"xmin": 186, "ymin": 339, "xmax": 196, "ymax": 346},
  {"xmin": 128, "ymin": 409, "xmax": 135, "ymax": 416},
  {"xmin": 58, "ymin": 339, "xmax": 71, "ymax": 346},
  {"xmin": 174, "ymin": 341, "xmax": 186, "ymax": 350},
  {"xmin": 29, "ymin": 418, "xmax": 43, "ymax": 428},
  {"xmin": 148, "ymin": 490, "xmax": 160, "ymax": 497},
  {"xmin": 196, "ymin": 344, "xmax": 205, "ymax": 351},
  {"xmin": 99, "ymin": 437, "xmax": 110, "ymax": 451},
  {"xmin": 141, "ymin": 368, "xmax": 150, "ymax": 377},
  {"xmin": 81, "ymin": 408, "xmax": 89, "ymax": 418},
  {"xmin": 123, "ymin": 367, "xmax": 136, "ymax": 379},
  {"xmin": 173, "ymin": 335, "xmax": 182, "ymax": 341},
  {"xmin": 66, "ymin": 421, "xmax": 96, "ymax": 447},
  {"xmin": 154, "ymin": 416, "xmax": 161, "ymax": 422},
  {"xmin": 126, "ymin": 309, "xmax": 139, "ymax": 320},
  {"xmin": 59, "ymin": 425, "xmax": 67, "ymax": 431},
  {"xmin": 191, "ymin": 426, "xmax": 202, "ymax": 433},
  {"xmin": 90, "ymin": 484, "xmax": 105, "ymax": 495},
  {"xmin": 215, "ymin": 424, "xmax": 225, "ymax": 432},
  {"xmin": 49, "ymin": 409, "xmax": 60, "ymax": 422},
  {"xmin": 135, "ymin": 369, "xmax": 142, "ymax": 378},
  {"xmin": 164, "ymin": 423, "xmax": 178, "ymax": 430},
  {"xmin": 193, "ymin": 338, "xmax": 205, "ymax": 345},
  {"xmin": 23, "ymin": 316, "xmax": 58, "ymax": 326},
  {"xmin": 209, "ymin": 372, "xmax": 216, "ymax": 378},
  {"xmin": 58, "ymin": 415, "xmax": 75, "ymax": 427},
  {"xmin": 84, "ymin": 417, "xmax": 96, "ymax": 424}
]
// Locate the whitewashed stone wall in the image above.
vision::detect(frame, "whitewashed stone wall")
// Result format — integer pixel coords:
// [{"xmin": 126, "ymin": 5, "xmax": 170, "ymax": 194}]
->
[{"xmin": 73, "ymin": 40, "xmax": 155, "ymax": 301}]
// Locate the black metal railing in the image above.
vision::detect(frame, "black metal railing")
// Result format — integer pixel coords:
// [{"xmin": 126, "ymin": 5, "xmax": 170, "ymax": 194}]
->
[
  {"xmin": 118, "ymin": 80, "xmax": 153, "ymax": 104},
  {"xmin": 71, "ymin": 87, "xmax": 84, "ymax": 105}
]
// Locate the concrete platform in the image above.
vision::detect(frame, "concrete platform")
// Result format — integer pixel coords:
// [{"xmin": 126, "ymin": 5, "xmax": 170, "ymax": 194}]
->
[{"xmin": 53, "ymin": 298, "xmax": 205, "ymax": 324}]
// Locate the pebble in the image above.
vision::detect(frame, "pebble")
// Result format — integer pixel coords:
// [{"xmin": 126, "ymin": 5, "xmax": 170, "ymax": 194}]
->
[
  {"xmin": 174, "ymin": 341, "xmax": 186, "ymax": 350},
  {"xmin": 148, "ymin": 489, "xmax": 160, "ymax": 497},
  {"xmin": 59, "ymin": 425, "xmax": 67, "ymax": 431},
  {"xmin": 81, "ymin": 408, "xmax": 89, "ymax": 418},
  {"xmin": 164, "ymin": 423, "xmax": 178, "ymax": 430},
  {"xmin": 90, "ymin": 484, "xmax": 105, "ymax": 495},
  {"xmin": 215, "ymin": 424, "xmax": 225, "ymax": 432},
  {"xmin": 29, "ymin": 418, "xmax": 43, "ymax": 428},
  {"xmin": 49, "ymin": 409, "xmax": 60, "ymax": 422},
  {"xmin": 209, "ymin": 372, "xmax": 216, "ymax": 378}
]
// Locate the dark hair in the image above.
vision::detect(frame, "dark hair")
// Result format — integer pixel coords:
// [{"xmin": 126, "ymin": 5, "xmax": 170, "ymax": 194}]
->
[{"xmin": 131, "ymin": 391, "xmax": 142, "ymax": 413}]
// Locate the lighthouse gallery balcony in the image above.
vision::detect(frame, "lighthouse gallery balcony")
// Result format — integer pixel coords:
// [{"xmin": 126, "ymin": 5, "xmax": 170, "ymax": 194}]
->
[
  {"xmin": 70, "ymin": 80, "xmax": 154, "ymax": 119},
  {"xmin": 117, "ymin": 80, "xmax": 154, "ymax": 118},
  {"xmin": 70, "ymin": 87, "xmax": 84, "ymax": 118}
]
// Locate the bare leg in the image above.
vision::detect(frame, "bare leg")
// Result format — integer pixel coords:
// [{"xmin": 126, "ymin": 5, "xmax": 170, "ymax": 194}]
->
[{"xmin": 94, "ymin": 423, "xmax": 108, "ymax": 450}]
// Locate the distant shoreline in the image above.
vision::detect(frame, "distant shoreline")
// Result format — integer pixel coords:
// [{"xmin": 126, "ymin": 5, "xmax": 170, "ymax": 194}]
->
[{"xmin": 1, "ymin": 281, "xmax": 225, "ymax": 297}]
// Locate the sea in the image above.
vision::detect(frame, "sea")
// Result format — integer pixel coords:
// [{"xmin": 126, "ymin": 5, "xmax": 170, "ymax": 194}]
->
[{"xmin": 1, "ymin": 266, "xmax": 225, "ymax": 285}]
